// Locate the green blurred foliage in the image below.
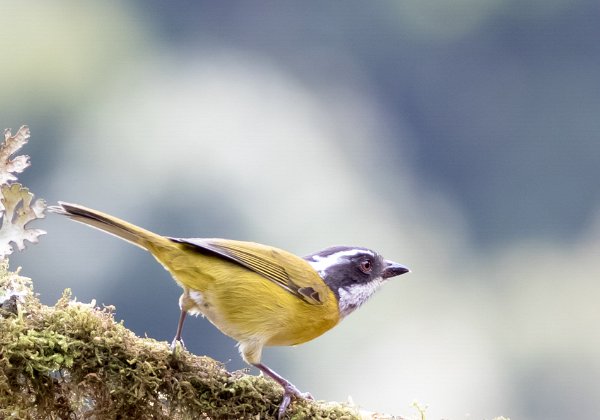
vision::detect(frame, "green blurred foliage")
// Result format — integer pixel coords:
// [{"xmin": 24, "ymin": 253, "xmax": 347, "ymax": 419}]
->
[{"xmin": 3, "ymin": 1, "xmax": 600, "ymax": 419}]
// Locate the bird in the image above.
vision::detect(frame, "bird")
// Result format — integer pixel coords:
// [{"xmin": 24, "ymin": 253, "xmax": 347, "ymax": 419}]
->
[{"xmin": 49, "ymin": 202, "xmax": 410, "ymax": 419}]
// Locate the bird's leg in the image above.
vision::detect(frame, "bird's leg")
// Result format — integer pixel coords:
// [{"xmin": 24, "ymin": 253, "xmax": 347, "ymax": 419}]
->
[
  {"xmin": 253, "ymin": 363, "xmax": 313, "ymax": 419},
  {"xmin": 171, "ymin": 291, "xmax": 197, "ymax": 352},
  {"xmin": 170, "ymin": 308, "xmax": 187, "ymax": 352}
]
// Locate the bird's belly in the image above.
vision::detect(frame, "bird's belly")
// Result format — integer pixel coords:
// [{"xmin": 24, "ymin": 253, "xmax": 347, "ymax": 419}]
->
[
  {"xmin": 179, "ymin": 287, "xmax": 257, "ymax": 342},
  {"xmin": 170, "ymin": 260, "xmax": 340, "ymax": 346},
  {"xmin": 181, "ymin": 288, "xmax": 232, "ymax": 333},
  {"xmin": 265, "ymin": 315, "xmax": 337, "ymax": 347},
  {"xmin": 181, "ymin": 286, "xmax": 339, "ymax": 347},
  {"xmin": 218, "ymin": 294, "xmax": 338, "ymax": 347}
]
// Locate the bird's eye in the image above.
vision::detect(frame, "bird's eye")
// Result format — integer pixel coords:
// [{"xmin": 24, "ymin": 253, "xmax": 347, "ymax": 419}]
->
[{"xmin": 359, "ymin": 260, "xmax": 372, "ymax": 274}]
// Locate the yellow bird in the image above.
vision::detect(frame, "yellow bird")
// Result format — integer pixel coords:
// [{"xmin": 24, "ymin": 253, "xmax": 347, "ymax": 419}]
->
[{"xmin": 50, "ymin": 202, "xmax": 409, "ymax": 419}]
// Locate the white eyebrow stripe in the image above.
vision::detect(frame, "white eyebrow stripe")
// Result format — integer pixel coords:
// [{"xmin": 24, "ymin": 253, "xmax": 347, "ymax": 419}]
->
[{"xmin": 307, "ymin": 248, "xmax": 374, "ymax": 275}]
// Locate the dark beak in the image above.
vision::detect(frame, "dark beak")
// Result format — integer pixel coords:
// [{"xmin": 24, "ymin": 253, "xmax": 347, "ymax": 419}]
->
[{"xmin": 382, "ymin": 260, "xmax": 410, "ymax": 279}]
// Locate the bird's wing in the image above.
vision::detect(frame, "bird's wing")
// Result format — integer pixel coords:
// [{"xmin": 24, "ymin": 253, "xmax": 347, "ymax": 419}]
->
[{"xmin": 170, "ymin": 237, "xmax": 327, "ymax": 305}]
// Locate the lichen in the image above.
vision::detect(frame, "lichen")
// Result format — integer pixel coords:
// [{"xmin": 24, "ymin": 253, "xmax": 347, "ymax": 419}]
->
[{"xmin": 0, "ymin": 261, "xmax": 361, "ymax": 419}]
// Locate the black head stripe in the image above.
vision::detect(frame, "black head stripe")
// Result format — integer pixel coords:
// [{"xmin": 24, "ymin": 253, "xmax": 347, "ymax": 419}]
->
[{"xmin": 304, "ymin": 246, "xmax": 384, "ymax": 299}]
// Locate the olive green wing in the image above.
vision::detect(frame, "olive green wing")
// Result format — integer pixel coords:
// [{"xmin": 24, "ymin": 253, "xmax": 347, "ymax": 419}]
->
[{"xmin": 170, "ymin": 237, "xmax": 327, "ymax": 305}]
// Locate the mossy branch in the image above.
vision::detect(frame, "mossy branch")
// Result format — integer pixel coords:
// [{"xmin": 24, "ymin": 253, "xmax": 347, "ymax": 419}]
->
[{"xmin": 0, "ymin": 261, "xmax": 377, "ymax": 420}]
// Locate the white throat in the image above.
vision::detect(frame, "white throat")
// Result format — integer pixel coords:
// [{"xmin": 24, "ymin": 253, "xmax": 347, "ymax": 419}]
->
[{"xmin": 337, "ymin": 277, "xmax": 383, "ymax": 318}]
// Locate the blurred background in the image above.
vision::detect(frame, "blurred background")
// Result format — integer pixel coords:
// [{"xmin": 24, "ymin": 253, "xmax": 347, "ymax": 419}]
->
[{"xmin": 4, "ymin": 1, "xmax": 600, "ymax": 419}]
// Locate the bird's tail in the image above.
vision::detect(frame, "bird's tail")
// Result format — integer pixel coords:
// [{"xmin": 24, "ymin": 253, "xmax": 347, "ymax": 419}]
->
[{"xmin": 49, "ymin": 201, "xmax": 173, "ymax": 251}]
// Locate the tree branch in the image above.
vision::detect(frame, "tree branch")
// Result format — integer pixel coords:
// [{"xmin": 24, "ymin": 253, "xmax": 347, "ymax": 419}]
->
[{"xmin": 0, "ymin": 261, "xmax": 372, "ymax": 419}]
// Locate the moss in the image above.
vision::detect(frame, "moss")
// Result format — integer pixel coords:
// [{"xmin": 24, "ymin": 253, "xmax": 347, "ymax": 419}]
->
[{"xmin": 0, "ymin": 261, "xmax": 363, "ymax": 419}]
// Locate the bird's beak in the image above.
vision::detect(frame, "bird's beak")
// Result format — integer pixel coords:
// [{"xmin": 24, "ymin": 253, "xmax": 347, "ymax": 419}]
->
[{"xmin": 382, "ymin": 260, "xmax": 410, "ymax": 279}]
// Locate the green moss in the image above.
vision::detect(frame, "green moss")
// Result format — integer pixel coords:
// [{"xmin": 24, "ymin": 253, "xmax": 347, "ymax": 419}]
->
[{"xmin": 0, "ymin": 261, "xmax": 361, "ymax": 419}]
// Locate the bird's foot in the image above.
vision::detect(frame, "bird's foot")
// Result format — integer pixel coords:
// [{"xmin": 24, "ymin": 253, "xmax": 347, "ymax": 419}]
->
[
  {"xmin": 169, "ymin": 337, "xmax": 186, "ymax": 354},
  {"xmin": 252, "ymin": 362, "xmax": 313, "ymax": 419},
  {"xmin": 278, "ymin": 383, "xmax": 313, "ymax": 420}
]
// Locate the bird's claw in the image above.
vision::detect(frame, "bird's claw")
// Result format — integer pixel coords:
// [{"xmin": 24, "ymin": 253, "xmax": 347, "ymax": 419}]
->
[
  {"xmin": 277, "ymin": 384, "xmax": 312, "ymax": 419},
  {"xmin": 169, "ymin": 337, "xmax": 186, "ymax": 354}
]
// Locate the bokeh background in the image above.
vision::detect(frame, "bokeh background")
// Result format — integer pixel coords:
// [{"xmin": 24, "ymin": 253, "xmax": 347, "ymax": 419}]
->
[{"xmin": 4, "ymin": 1, "xmax": 600, "ymax": 419}]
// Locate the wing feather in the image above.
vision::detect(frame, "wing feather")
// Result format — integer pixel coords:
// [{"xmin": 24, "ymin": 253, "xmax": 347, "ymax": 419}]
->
[{"xmin": 170, "ymin": 237, "xmax": 326, "ymax": 305}]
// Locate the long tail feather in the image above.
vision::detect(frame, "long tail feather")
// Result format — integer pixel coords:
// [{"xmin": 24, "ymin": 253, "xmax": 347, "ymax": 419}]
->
[{"xmin": 48, "ymin": 202, "xmax": 170, "ymax": 250}]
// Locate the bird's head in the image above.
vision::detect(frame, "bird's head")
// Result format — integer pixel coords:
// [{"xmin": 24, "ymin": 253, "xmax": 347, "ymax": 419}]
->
[{"xmin": 305, "ymin": 246, "xmax": 409, "ymax": 317}]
